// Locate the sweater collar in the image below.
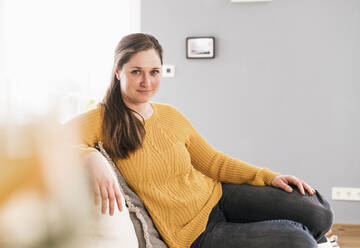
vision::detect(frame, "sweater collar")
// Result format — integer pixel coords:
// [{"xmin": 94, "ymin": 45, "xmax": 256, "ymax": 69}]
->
[{"xmin": 144, "ymin": 102, "xmax": 158, "ymax": 127}]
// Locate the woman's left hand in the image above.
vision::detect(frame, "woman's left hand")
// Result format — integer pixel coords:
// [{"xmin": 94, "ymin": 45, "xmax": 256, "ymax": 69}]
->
[{"xmin": 271, "ymin": 175, "xmax": 316, "ymax": 196}]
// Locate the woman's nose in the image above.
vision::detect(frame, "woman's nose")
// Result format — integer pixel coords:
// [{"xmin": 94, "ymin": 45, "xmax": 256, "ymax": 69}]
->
[{"xmin": 141, "ymin": 74, "xmax": 151, "ymax": 87}]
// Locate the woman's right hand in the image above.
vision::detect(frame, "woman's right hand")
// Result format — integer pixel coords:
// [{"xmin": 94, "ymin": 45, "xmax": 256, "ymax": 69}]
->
[{"xmin": 84, "ymin": 151, "xmax": 123, "ymax": 215}]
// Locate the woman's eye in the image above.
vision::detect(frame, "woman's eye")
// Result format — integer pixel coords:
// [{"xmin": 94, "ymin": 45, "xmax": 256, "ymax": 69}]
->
[
  {"xmin": 131, "ymin": 70, "xmax": 141, "ymax": 75},
  {"xmin": 151, "ymin": 70, "xmax": 160, "ymax": 75}
]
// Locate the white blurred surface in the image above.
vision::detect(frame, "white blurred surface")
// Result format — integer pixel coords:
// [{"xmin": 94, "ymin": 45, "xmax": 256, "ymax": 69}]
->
[
  {"xmin": 0, "ymin": 0, "xmax": 140, "ymax": 124},
  {"xmin": 0, "ymin": 116, "xmax": 138, "ymax": 248}
]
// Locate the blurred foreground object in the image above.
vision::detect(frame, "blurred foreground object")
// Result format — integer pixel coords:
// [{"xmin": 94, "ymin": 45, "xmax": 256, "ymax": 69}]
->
[{"xmin": 0, "ymin": 117, "xmax": 93, "ymax": 248}]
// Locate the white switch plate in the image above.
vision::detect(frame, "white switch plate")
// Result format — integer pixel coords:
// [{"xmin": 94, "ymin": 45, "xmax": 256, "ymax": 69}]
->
[
  {"xmin": 162, "ymin": 64, "xmax": 175, "ymax": 78},
  {"xmin": 332, "ymin": 187, "xmax": 360, "ymax": 201}
]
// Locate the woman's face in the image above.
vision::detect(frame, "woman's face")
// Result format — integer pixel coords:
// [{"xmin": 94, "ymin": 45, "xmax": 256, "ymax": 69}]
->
[{"xmin": 116, "ymin": 49, "xmax": 162, "ymax": 106}]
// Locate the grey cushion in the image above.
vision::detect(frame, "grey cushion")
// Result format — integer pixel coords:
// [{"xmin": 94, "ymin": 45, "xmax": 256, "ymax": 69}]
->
[{"xmin": 96, "ymin": 142, "xmax": 168, "ymax": 248}]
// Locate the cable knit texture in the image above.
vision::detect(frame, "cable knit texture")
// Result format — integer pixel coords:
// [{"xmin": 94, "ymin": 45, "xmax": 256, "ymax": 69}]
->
[{"xmin": 67, "ymin": 102, "xmax": 280, "ymax": 248}]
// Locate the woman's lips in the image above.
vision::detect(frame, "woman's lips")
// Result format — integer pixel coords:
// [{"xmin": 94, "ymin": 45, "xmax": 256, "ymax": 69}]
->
[{"xmin": 137, "ymin": 90, "xmax": 152, "ymax": 94}]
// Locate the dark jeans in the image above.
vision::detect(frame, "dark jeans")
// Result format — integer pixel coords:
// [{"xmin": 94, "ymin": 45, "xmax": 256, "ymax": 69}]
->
[{"xmin": 191, "ymin": 183, "xmax": 333, "ymax": 248}]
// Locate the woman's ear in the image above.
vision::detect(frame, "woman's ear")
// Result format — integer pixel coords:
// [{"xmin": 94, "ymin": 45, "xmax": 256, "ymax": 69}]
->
[{"xmin": 115, "ymin": 68, "xmax": 121, "ymax": 81}]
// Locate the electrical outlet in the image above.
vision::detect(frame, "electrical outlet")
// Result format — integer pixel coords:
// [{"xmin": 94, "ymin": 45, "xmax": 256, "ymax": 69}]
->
[{"xmin": 332, "ymin": 187, "xmax": 360, "ymax": 201}]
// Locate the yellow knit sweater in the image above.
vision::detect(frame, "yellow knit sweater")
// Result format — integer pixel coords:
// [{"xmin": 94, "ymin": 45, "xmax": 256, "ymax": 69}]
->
[{"xmin": 68, "ymin": 102, "xmax": 280, "ymax": 248}]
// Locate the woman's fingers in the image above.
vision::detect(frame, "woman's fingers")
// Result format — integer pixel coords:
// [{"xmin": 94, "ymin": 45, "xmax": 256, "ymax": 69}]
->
[
  {"xmin": 287, "ymin": 176, "xmax": 316, "ymax": 196},
  {"xmin": 99, "ymin": 184, "xmax": 108, "ymax": 214},
  {"xmin": 302, "ymin": 181, "xmax": 316, "ymax": 195},
  {"xmin": 294, "ymin": 178, "xmax": 305, "ymax": 195},
  {"xmin": 113, "ymin": 183, "xmax": 123, "ymax": 212},
  {"xmin": 98, "ymin": 181, "xmax": 122, "ymax": 215},
  {"xmin": 297, "ymin": 181, "xmax": 306, "ymax": 195},
  {"xmin": 272, "ymin": 175, "xmax": 316, "ymax": 196},
  {"xmin": 272, "ymin": 176, "xmax": 293, "ymax": 192},
  {"xmin": 287, "ymin": 176, "xmax": 306, "ymax": 195},
  {"xmin": 107, "ymin": 185, "xmax": 115, "ymax": 216},
  {"xmin": 279, "ymin": 180, "xmax": 293, "ymax": 192}
]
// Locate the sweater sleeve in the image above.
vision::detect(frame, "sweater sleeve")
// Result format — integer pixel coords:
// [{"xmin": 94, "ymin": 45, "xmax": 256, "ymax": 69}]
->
[
  {"xmin": 64, "ymin": 106, "xmax": 103, "ymax": 156},
  {"xmin": 181, "ymin": 115, "xmax": 280, "ymax": 186}
]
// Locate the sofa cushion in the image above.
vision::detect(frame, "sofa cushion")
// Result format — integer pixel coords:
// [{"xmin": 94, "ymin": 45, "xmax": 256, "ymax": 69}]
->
[{"xmin": 85, "ymin": 198, "xmax": 138, "ymax": 248}]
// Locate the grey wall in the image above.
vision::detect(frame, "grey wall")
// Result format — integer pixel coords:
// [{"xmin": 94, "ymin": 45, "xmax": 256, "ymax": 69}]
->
[{"xmin": 142, "ymin": 0, "xmax": 360, "ymax": 224}]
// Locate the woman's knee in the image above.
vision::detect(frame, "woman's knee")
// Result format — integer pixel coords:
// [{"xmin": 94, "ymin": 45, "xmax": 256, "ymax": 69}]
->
[
  {"xmin": 299, "ymin": 189, "xmax": 333, "ymax": 240},
  {"xmin": 311, "ymin": 190, "xmax": 334, "ymax": 239}
]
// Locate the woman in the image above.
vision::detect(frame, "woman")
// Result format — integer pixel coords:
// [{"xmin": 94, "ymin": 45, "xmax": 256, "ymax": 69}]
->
[{"xmin": 68, "ymin": 33, "xmax": 333, "ymax": 248}]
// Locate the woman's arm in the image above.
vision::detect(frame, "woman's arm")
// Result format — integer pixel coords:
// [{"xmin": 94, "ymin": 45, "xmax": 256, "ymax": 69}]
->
[
  {"xmin": 84, "ymin": 150, "xmax": 123, "ymax": 215},
  {"xmin": 179, "ymin": 110, "xmax": 315, "ymax": 194},
  {"xmin": 65, "ymin": 107, "xmax": 123, "ymax": 215},
  {"xmin": 186, "ymin": 124, "xmax": 279, "ymax": 186}
]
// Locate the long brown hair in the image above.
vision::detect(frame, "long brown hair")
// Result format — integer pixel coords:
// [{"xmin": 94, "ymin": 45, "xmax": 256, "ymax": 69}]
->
[{"xmin": 101, "ymin": 33, "xmax": 163, "ymax": 159}]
